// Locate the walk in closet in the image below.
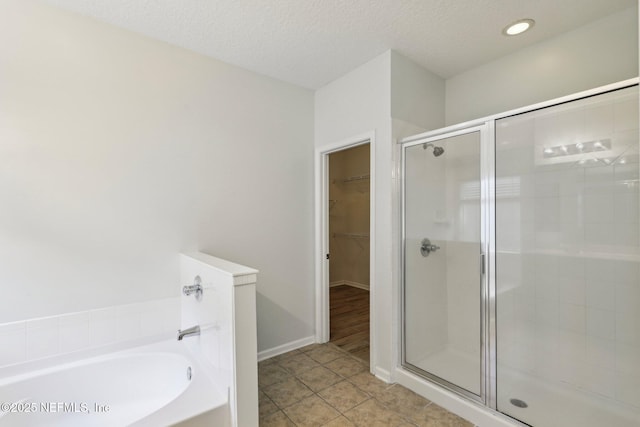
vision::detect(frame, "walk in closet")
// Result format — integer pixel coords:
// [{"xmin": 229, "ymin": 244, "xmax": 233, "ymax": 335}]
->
[{"xmin": 328, "ymin": 143, "xmax": 371, "ymax": 362}]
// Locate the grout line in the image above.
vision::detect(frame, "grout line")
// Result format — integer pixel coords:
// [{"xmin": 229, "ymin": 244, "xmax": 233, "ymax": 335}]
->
[{"xmin": 258, "ymin": 344, "xmax": 470, "ymax": 427}]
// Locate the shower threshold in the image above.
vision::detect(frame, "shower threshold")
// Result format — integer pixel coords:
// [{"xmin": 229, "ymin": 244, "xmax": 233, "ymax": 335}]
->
[{"xmin": 413, "ymin": 346, "xmax": 481, "ymax": 397}]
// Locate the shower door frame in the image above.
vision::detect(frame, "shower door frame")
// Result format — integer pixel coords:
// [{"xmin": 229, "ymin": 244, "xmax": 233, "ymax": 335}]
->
[
  {"xmin": 398, "ymin": 77, "xmax": 639, "ymax": 420},
  {"xmin": 400, "ymin": 123, "xmax": 494, "ymax": 405}
]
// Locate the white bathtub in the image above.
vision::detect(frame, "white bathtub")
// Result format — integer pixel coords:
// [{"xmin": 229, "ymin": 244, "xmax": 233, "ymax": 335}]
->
[{"xmin": 0, "ymin": 340, "xmax": 228, "ymax": 427}]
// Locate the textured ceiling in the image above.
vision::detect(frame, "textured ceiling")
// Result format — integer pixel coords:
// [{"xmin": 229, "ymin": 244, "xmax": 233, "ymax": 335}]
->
[{"xmin": 43, "ymin": 0, "xmax": 637, "ymax": 89}]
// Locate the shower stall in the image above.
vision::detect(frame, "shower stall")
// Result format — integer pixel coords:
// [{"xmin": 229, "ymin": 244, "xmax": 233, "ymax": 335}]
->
[{"xmin": 401, "ymin": 80, "xmax": 640, "ymax": 426}]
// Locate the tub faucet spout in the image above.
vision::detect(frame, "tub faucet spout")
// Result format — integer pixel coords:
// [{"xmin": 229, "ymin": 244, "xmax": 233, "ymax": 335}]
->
[{"xmin": 177, "ymin": 325, "xmax": 200, "ymax": 341}]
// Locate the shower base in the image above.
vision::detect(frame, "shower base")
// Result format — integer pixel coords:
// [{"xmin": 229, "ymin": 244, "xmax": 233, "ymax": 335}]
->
[
  {"xmin": 497, "ymin": 367, "xmax": 640, "ymax": 427},
  {"xmin": 412, "ymin": 351, "xmax": 639, "ymax": 426},
  {"xmin": 414, "ymin": 347, "xmax": 481, "ymax": 396}
]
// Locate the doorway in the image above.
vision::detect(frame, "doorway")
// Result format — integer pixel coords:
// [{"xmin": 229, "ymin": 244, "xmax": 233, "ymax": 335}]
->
[
  {"xmin": 327, "ymin": 143, "xmax": 371, "ymax": 363},
  {"xmin": 315, "ymin": 134, "xmax": 374, "ymax": 368}
]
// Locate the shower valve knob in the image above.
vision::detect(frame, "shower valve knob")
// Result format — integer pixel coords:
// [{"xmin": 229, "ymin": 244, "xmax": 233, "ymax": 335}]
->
[
  {"xmin": 420, "ymin": 238, "xmax": 440, "ymax": 257},
  {"xmin": 183, "ymin": 275, "xmax": 203, "ymax": 301}
]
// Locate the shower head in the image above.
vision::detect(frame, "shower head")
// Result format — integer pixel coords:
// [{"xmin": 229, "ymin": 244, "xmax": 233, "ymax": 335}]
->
[{"xmin": 423, "ymin": 142, "xmax": 445, "ymax": 157}]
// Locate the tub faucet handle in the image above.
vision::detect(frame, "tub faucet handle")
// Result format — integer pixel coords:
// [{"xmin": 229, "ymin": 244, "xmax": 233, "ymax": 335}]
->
[{"xmin": 183, "ymin": 275, "xmax": 203, "ymax": 301}]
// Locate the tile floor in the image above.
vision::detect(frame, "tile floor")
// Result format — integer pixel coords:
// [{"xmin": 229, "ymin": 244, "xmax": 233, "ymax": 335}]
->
[{"xmin": 258, "ymin": 342, "xmax": 473, "ymax": 426}]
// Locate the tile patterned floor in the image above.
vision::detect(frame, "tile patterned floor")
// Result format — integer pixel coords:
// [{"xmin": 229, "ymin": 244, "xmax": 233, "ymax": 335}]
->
[{"xmin": 258, "ymin": 343, "xmax": 473, "ymax": 427}]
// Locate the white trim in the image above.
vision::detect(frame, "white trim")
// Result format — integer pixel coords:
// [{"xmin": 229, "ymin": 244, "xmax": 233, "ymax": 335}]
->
[
  {"xmin": 316, "ymin": 131, "xmax": 375, "ymax": 154},
  {"xmin": 374, "ymin": 366, "xmax": 392, "ymax": 383},
  {"xmin": 314, "ymin": 131, "xmax": 376, "ymax": 373},
  {"xmin": 368, "ymin": 134, "xmax": 377, "ymax": 374},
  {"xmin": 329, "ymin": 280, "xmax": 370, "ymax": 291},
  {"xmin": 257, "ymin": 336, "xmax": 316, "ymax": 362}
]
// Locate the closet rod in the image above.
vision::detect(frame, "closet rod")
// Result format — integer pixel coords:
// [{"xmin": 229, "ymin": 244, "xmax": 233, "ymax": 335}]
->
[{"xmin": 336, "ymin": 174, "xmax": 370, "ymax": 183}]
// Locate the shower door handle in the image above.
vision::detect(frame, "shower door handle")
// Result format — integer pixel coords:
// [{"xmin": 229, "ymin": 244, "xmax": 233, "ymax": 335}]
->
[{"xmin": 420, "ymin": 238, "xmax": 440, "ymax": 257}]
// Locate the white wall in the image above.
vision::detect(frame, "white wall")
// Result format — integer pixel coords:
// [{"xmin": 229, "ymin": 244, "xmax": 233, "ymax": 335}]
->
[
  {"xmin": 315, "ymin": 52, "xmax": 393, "ymax": 375},
  {"xmin": 404, "ymin": 144, "xmax": 448, "ymax": 362},
  {"xmin": 315, "ymin": 53, "xmax": 391, "ymax": 147},
  {"xmin": 391, "ymin": 51, "xmax": 446, "ymax": 132},
  {"xmin": 0, "ymin": 0, "xmax": 315, "ymax": 354},
  {"xmin": 315, "ymin": 50, "xmax": 446, "ymax": 378},
  {"xmin": 446, "ymin": 6, "xmax": 639, "ymax": 125}
]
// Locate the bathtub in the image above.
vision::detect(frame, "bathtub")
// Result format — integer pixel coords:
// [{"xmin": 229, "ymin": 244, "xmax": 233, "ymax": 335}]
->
[{"xmin": 0, "ymin": 339, "xmax": 228, "ymax": 426}]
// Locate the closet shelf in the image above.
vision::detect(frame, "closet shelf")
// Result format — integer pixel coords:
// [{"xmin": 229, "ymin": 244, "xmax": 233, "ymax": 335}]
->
[
  {"xmin": 333, "ymin": 232, "xmax": 369, "ymax": 239},
  {"xmin": 334, "ymin": 174, "xmax": 370, "ymax": 184}
]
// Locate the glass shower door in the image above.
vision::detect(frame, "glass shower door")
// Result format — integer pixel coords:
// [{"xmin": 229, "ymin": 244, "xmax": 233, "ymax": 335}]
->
[
  {"xmin": 403, "ymin": 127, "xmax": 485, "ymax": 399},
  {"xmin": 495, "ymin": 85, "xmax": 640, "ymax": 427}
]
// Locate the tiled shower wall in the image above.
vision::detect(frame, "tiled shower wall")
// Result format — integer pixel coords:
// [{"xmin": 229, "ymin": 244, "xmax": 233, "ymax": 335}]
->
[
  {"xmin": 404, "ymin": 132, "xmax": 481, "ymax": 362},
  {"xmin": 444, "ymin": 135, "xmax": 481, "ymax": 358},
  {"xmin": 0, "ymin": 297, "xmax": 180, "ymax": 366},
  {"xmin": 404, "ymin": 144, "xmax": 448, "ymax": 361},
  {"xmin": 496, "ymin": 86, "xmax": 640, "ymax": 408}
]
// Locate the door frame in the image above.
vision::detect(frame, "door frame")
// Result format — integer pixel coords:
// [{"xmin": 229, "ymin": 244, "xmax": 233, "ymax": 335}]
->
[{"xmin": 314, "ymin": 131, "xmax": 376, "ymax": 369}]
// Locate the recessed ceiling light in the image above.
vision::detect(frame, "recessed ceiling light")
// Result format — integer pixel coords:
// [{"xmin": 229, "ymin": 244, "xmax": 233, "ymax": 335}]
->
[{"xmin": 502, "ymin": 19, "xmax": 535, "ymax": 36}]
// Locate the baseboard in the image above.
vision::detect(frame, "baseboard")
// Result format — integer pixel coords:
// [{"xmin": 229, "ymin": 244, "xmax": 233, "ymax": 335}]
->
[
  {"xmin": 374, "ymin": 366, "xmax": 392, "ymax": 383},
  {"xmin": 257, "ymin": 336, "xmax": 316, "ymax": 362},
  {"xmin": 329, "ymin": 280, "xmax": 370, "ymax": 291}
]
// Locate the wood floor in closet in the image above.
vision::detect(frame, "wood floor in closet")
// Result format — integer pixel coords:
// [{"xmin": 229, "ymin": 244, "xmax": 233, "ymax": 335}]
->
[{"xmin": 329, "ymin": 284, "xmax": 369, "ymax": 365}]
